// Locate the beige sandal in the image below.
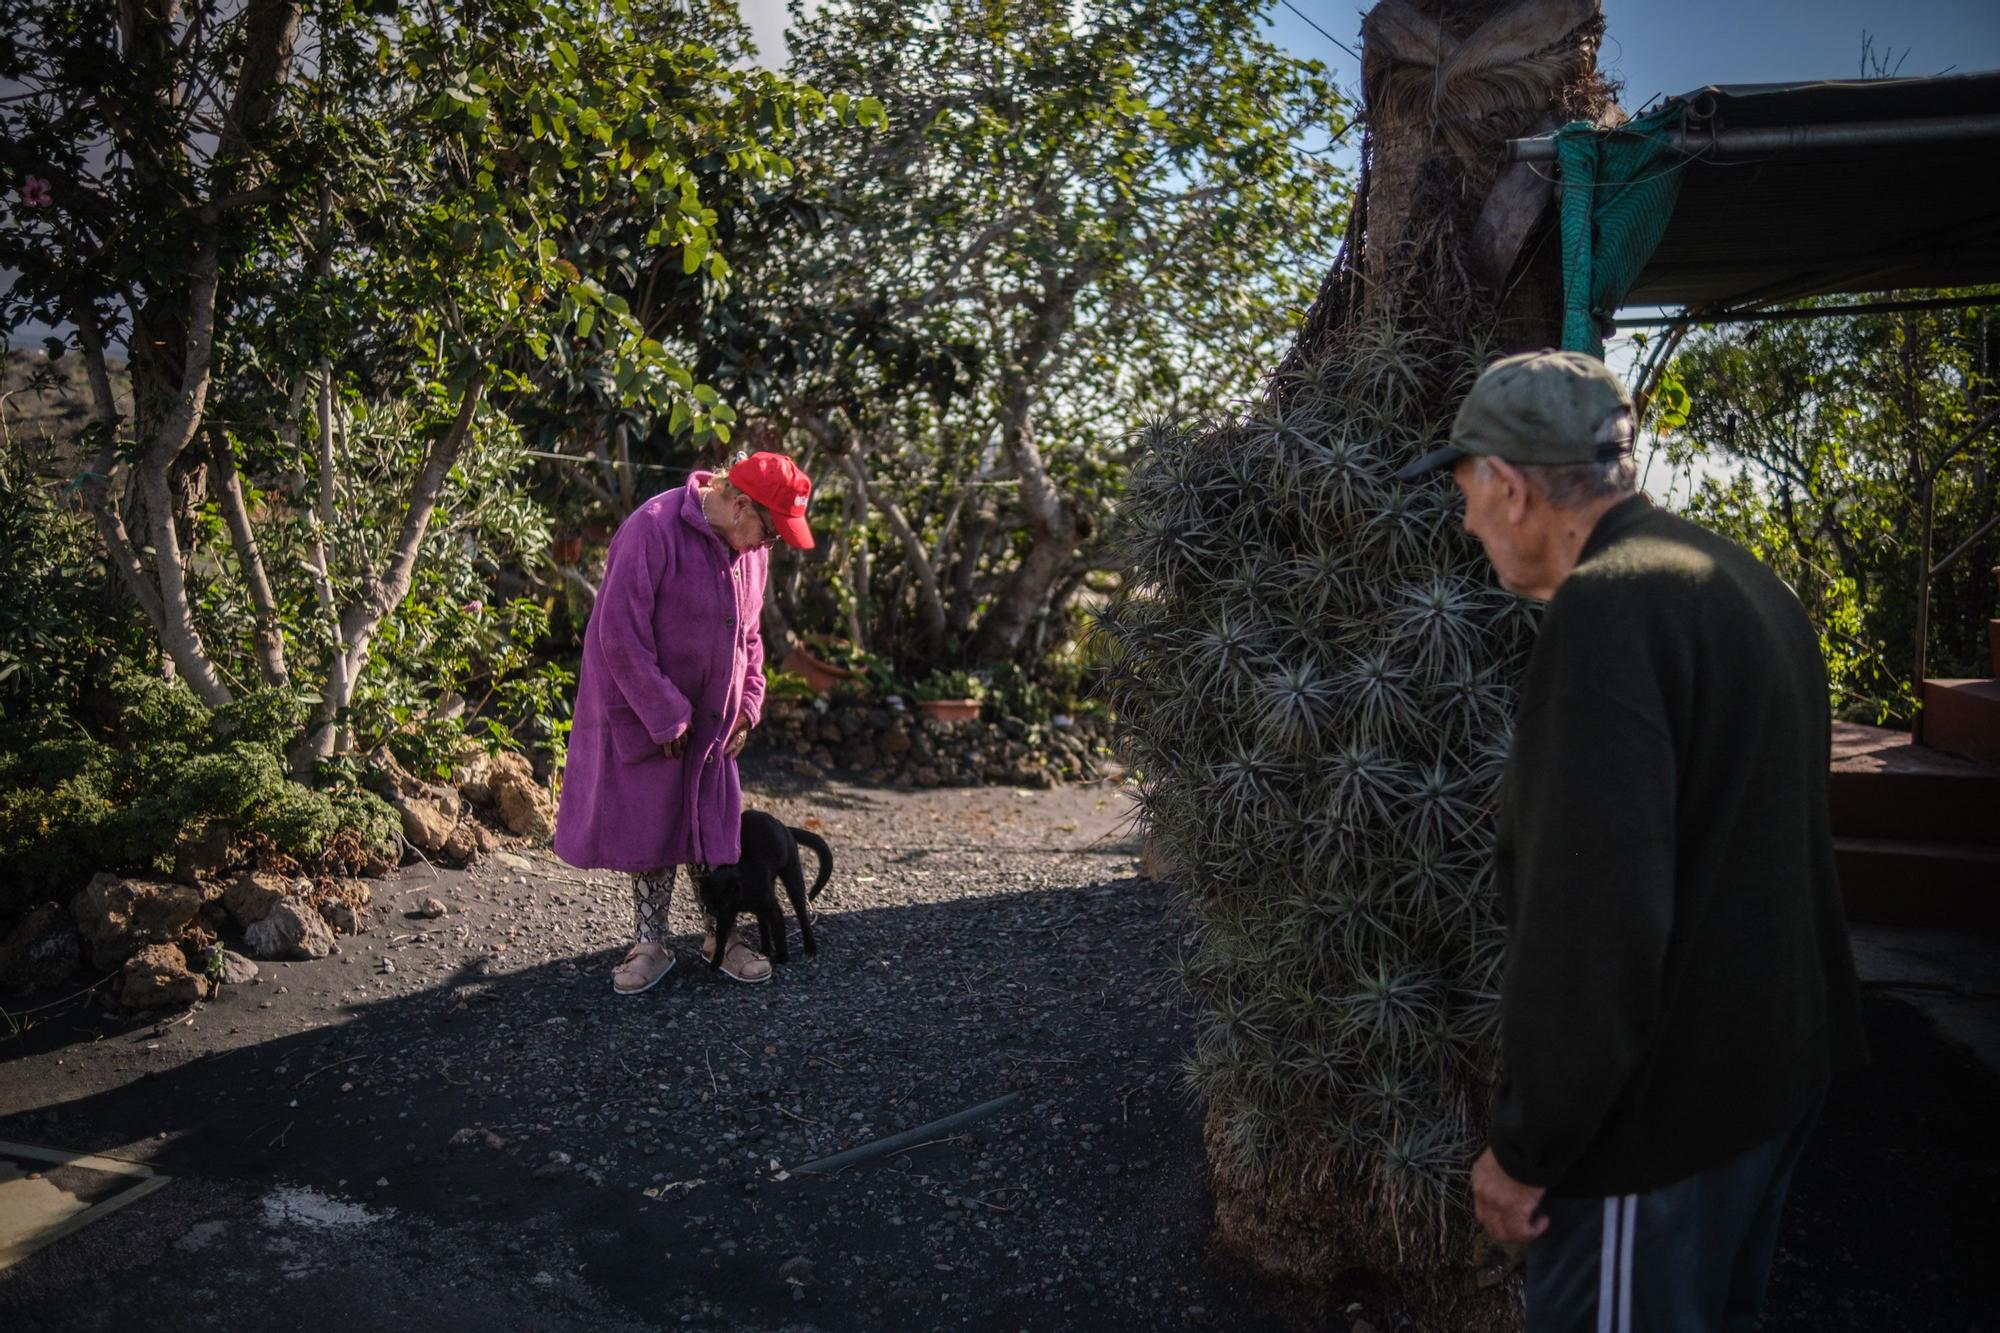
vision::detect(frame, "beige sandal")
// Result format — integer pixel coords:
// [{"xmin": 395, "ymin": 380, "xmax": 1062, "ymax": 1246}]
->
[
  {"xmin": 612, "ymin": 941, "xmax": 675, "ymax": 995},
  {"xmin": 702, "ymin": 934, "xmax": 771, "ymax": 984}
]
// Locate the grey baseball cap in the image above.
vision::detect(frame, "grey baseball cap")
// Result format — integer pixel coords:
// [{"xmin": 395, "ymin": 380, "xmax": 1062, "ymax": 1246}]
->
[{"xmin": 1394, "ymin": 349, "xmax": 1635, "ymax": 481}]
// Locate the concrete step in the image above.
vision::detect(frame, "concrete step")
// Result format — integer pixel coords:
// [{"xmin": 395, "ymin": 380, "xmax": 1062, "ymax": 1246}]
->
[
  {"xmin": 1830, "ymin": 721, "xmax": 2000, "ymax": 846},
  {"xmin": 1837, "ymin": 837, "xmax": 2000, "ymax": 932},
  {"xmin": 1921, "ymin": 678, "xmax": 2000, "ymax": 764}
]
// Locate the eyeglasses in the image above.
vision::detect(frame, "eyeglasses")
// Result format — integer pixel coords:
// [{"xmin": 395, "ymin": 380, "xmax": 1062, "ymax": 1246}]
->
[{"xmin": 741, "ymin": 493, "xmax": 780, "ymax": 547}]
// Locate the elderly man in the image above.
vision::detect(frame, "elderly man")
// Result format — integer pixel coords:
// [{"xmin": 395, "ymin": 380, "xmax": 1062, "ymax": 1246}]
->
[{"xmin": 1398, "ymin": 350, "xmax": 1865, "ymax": 1333}]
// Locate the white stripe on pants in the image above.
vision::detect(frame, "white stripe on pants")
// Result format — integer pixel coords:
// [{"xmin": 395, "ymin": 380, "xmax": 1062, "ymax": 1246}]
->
[{"xmin": 1598, "ymin": 1194, "xmax": 1637, "ymax": 1333}]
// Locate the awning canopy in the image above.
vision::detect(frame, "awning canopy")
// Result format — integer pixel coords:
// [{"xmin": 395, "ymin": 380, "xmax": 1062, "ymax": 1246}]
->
[{"xmin": 1511, "ymin": 71, "xmax": 2000, "ymax": 322}]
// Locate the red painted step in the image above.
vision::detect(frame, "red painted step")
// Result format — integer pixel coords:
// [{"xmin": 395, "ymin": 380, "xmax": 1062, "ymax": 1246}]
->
[
  {"xmin": 1921, "ymin": 678, "xmax": 2000, "ymax": 765},
  {"xmin": 1835, "ymin": 837, "xmax": 2000, "ymax": 932},
  {"xmin": 1830, "ymin": 721, "xmax": 2000, "ymax": 930},
  {"xmin": 1830, "ymin": 722, "xmax": 2000, "ymax": 846}
]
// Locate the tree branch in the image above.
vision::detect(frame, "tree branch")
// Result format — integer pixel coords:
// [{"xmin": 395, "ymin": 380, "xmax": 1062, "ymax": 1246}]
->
[
  {"xmin": 838, "ymin": 448, "xmax": 948, "ymax": 651},
  {"xmin": 209, "ymin": 424, "xmax": 289, "ymax": 687}
]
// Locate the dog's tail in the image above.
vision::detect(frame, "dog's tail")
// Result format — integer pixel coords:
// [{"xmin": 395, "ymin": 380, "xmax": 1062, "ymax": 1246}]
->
[{"xmin": 791, "ymin": 828, "xmax": 834, "ymax": 900}]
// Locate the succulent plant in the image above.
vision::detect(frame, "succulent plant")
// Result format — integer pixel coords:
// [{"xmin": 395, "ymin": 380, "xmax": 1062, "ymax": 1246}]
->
[{"xmin": 1104, "ymin": 317, "xmax": 1536, "ymax": 1285}]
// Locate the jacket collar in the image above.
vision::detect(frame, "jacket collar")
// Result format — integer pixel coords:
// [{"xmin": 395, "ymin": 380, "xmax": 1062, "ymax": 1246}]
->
[
  {"xmin": 678, "ymin": 471, "xmax": 729, "ymax": 553},
  {"xmin": 1577, "ymin": 492, "xmax": 1655, "ymax": 565}
]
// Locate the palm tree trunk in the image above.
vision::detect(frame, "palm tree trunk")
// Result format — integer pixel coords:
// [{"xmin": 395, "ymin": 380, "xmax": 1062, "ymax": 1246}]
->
[{"xmin": 1119, "ymin": 2, "xmax": 1618, "ymax": 1327}]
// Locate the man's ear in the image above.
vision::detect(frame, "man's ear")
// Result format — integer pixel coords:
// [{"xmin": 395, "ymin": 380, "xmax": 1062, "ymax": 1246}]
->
[{"xmin": 1485, "ymin": 457, "xmax": 1533, "ymax": 521}]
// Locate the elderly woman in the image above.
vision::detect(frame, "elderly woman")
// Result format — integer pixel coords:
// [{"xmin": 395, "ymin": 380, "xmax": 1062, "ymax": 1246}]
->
[{"xmin": 554, "ymin": 450, "xmax": 815, "ymax": 991}]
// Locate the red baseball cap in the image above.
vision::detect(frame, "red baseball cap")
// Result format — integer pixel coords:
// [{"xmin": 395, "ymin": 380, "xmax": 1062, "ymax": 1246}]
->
[{"xmin": 728, "ymin": 451, "xmax": 815, "ymax": 549}]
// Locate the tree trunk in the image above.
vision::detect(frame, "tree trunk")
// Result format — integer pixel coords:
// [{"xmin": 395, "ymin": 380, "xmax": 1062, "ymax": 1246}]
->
[
  {"xmin": 1169, "ymin": 1, "xmax": 1617, "ymax": 1326},
  {"xmin": 971, "ymin": 267, "xmax": 1086, "ymax": 663}
]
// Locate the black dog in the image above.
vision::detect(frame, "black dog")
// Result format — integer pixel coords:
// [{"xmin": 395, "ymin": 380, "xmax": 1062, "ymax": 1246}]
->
[{"xmin": 694, "ymin": 810, "xmax": 833, "ymax": 969}]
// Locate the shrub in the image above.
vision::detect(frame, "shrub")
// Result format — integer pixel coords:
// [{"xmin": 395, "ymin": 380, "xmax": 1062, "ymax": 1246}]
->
[
  {"xmin": 914, "ymin": 669, "xmax": 985, "ymax": 703},
  {"xmin": 763, "ymin": 668, "xmax": 818, "ymax": 703},
  {"xmin": 0, "ymin": 451, "xmax": 109, "ymax": 726},
  {"xmin": 0, "ymin": 671, "xmax": 407, "ymax": 923}
]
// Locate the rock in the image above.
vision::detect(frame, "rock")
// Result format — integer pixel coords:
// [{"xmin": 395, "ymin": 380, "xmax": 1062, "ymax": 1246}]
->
[
  {"xmin": 335, "ymin": 878, "xmax": 372, "ymax": 908},
  {"xmin": 365, "ymin": 746, "xmax": 461, "ymax": 811},
  {"xmin": 172, "ymin": 819, "xmax": 235, "ymax": 885},
  {"xmin": 71, "ymin": 874, "xmax": 203, "ymax": 972},
  {"xmin": 786, "ymin": 757, "xmax": 824, "ymax": 779},
  {"xmin": 452, "ymin": 750, "xmax": 498, "ymax": 808},
  {"xmin": 412, "ymin": 896, "xmax": 448, "ymax": 920},
  {"xmin": 393, "ymin": 792, "xmax": 457, "ymax": 855},
  {"xmin": 440, "ymin": 819, "xmax": 483, "ymax": 864},
  {"xmin": 0, "ymin": 904, "xmax": 83, "ymax": 991},
  {"xmin": 245, "ymin": 899, "xmax": 334, "ymax": 961},
  {"xmin": 320, "ymin": 902, "xmax": 364, "ymax": 936},
  {"xmin": 367, "ymin": 745, "xmax": 462, "ymax": 854},
  {"xmin": 493, "ymin": 852, "xmax": 533, "ymax": 872},
  {"xmin": 120, "ymin": 943, "xmax": 209, "ymax": 1010},
  {"xmin": 879, "ymin": 724, "xmax": 913, "ymax": 755},
  {"xmin": 223, "ymin": 872, "xmax": 290, "ymax": 928},
  {"xmin": 488, "ymin": 751, "xmax": 555, "ymax": 839},
  {"xmin": 217, "ymin": 950, "xmax": 259, "ymax": 984}
]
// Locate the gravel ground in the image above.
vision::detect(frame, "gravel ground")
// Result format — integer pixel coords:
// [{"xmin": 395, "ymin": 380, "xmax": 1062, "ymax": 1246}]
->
[
  {"xmin": 1, "ymin": 759, "xmax": 1993, "ymax": 1332},
  {"xmin": 0, "ymin": 764, "xmax": 1307, "ymax": 1332}
]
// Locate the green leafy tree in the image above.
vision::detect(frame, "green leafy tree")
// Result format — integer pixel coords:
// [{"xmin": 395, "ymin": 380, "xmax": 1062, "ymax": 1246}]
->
[
  {"xmin": 754, "ymin": 0, "xmax": 1347, "ymax": 670},
  {"xmin": 1662, "ymin": 294, "xmax": 2000, "ymax": 721},
  {"xmin": 0, "ymin": 0, "xmax": 840, "ymax": 769}
]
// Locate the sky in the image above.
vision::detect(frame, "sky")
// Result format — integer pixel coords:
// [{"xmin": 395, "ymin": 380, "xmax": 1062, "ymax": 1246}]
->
[{"xmin": 743, "ymin": 0, "xmax": 2000, "ymax": 91}]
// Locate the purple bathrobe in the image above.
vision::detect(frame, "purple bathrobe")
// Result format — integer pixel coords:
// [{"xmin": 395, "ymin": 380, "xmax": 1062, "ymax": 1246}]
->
[{"xmin": 553, "ymin": 474, "xmax": 767, "ymax": 872}]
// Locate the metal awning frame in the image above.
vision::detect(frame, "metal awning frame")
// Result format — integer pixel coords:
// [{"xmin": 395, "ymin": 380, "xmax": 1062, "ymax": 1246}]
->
[
  {"xmin": 1612, "ymin": 291, "xmax": 2000, "ymax": 330},
  {"xmin": 1505, "ymin": 112, "xmax": 2000, "ymax": 162}
]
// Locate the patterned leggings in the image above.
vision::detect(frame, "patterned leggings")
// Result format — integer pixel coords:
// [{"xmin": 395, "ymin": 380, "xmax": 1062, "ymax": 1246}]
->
[
  {"xmin": 629, "ymin": 866, "xmax": 720, "ymax": 944},
  {"xmin": 630, "ymin": 867, "xmax": 678, "ymax": 944}
]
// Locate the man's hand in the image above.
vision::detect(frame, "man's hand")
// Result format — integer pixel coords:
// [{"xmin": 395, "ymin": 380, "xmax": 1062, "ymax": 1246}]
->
[
  {"xmin": 1471, "ymin": 1147, "xmax": 1549, "ymax": 1249},
  {"xmin": 661, "ymin": 731, "xmax": 688, "ymax": 759},
  {"xmin": 724, "ymin": 716, "xmax": 752, "ymax": 758}
]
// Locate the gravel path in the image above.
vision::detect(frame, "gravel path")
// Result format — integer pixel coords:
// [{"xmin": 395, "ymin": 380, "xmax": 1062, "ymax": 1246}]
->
[
  {"xmin": 0, "ymin": 766, "xmax": 1302, "ymax": 1332},
  {"xmin": 1, "ymin": 761, "xmax": 1992, "ymax": 1332}
]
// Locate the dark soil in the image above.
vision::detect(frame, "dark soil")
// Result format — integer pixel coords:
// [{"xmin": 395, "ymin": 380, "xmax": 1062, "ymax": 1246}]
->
[{"xmin": 0, "ymin": 760, "xmax": 1993, "ymax": 1331}]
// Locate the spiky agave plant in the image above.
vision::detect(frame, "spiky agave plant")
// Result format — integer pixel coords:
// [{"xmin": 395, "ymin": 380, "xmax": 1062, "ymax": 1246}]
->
[{"xmin": 1102, "ymin": 312, "xmax": 1542, "ymax": 1320}]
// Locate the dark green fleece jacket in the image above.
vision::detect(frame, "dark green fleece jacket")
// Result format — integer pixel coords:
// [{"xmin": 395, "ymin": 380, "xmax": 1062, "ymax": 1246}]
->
[{"xmin": 1487, "ymin": 495, "xmax": 1865, "ymax": 1198}]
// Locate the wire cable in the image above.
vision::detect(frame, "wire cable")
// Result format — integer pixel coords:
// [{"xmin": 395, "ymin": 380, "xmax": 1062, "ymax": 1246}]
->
[{"xmin": 1276, "ymin": 0, "xmax": 1361, "ymax": 65}]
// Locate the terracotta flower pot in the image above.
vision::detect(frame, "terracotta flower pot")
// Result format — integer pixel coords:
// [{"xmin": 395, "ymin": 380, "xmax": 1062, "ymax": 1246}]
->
[
  {"xmin": 784, "ymin": 645, "xmax": 853, "ymax": 696},
  {"xmin": 917, "ymin": 698, "xmax": 982, "ymax": 724},
  {"xmin": 550, "ymin": 535, "xmax": 583, "ymax": 565}
]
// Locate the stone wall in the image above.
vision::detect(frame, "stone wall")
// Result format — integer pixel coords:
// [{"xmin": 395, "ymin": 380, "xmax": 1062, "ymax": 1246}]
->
[{"xmin": 750, "ymin": 698, "xmax": 1114, "ymax": 788}]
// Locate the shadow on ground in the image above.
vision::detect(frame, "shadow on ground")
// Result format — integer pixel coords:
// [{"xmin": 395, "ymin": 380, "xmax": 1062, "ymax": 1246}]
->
[
  {"xmin": 0, "ymin": 760, "xmax": 1992, "ymax": 1332},
  {"xmin": 0, "ymin": 871, "xmax": 1309, "ymax": 1332}
]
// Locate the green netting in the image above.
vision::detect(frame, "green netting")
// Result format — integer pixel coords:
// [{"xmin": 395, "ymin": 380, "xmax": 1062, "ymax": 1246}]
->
[{"xmin": 1557, "ymin": 106, "xmax": 1688, "ymax": 357}]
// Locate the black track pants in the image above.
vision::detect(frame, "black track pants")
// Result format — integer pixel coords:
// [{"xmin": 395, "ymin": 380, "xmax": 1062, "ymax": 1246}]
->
[{"xmin": 1525, "ymin": 1094, "xmax": 1823, "ymax": 1333}]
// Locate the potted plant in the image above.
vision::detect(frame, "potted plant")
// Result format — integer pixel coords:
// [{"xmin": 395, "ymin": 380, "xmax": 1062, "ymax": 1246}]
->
[
  {"xmin": 762, "ymin": 667, "xmax": 818, "ymax": 718},
  {"xmin": 914, "ymin": 669, "xmax": 986, "ymax": 723},
  {"xmin": 783, "ymin": 642, "xmax": 853, "ymax": 695}
]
